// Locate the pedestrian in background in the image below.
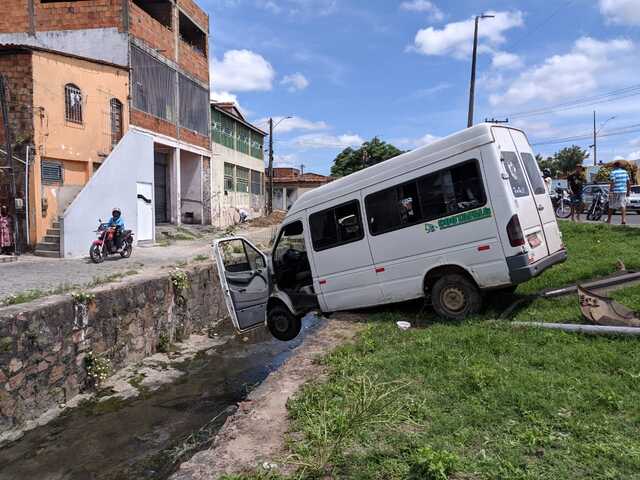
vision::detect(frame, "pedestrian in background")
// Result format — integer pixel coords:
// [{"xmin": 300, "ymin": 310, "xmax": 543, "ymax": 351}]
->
[
  {"xmin": 0, "ymin": 205, "xmax": 13, "ymax": 255},
  {"xmin": 567, "ymin": 165, "xmax": 585, "ymax": 222},
  {"xmin": 607, "ymin": 161, "xmax": 631, "ymax": 225}
]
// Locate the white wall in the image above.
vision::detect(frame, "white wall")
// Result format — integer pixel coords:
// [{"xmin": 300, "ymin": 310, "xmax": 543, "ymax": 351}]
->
[
  {"xmin": 62, "ymin": 130, "xmax": 154, "ymax": 258},
  {"xmin": 180, "ymin": 152, "xmax": 203, "ymax": 224}
]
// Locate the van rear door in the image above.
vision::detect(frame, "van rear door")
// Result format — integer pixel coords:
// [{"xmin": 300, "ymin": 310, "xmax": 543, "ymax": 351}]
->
[
  {"xmin": 508, "ymin": 129, "xmax": 564, "ymax": 255},
  {"xmin": 492, "ymin": 127, "xmax": 549, "ymax": 263}
]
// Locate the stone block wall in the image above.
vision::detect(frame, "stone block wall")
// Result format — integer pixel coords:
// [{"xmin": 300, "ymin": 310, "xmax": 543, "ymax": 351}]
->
[{"xmin": 0, "ymin": 262, "xmax": 230, "ymax": 436}]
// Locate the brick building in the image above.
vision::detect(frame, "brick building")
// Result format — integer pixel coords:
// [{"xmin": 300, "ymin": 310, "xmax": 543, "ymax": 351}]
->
[
  {"xmin": 0, "ymin": 0, "xmax": 212, "ymax": 257},
  {"xmin": 270, "ymin": 167, "xmax": 333, "ymax": 211}
]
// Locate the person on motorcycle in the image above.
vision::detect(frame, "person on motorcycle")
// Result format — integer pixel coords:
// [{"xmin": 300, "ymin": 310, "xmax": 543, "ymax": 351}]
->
[{"xmin": 107, "ymin": 207, "xmax": 125, "ymax": 250}]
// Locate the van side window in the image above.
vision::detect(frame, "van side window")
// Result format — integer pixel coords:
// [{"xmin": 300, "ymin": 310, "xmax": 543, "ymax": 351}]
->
[
  {"xmin": 366, "ymin": 159, "xmax": 486, "ymax": 236},
  {"xmin": 502, "ymin": 151, "xmax": 530, "ymax": 198},
  {"xmin": 309, "ymin": 200, "xmax": 364, "ymax": 251},
  {"xmin": 520, "ymin": 152, "xmax": 546, "ymax": 195}
]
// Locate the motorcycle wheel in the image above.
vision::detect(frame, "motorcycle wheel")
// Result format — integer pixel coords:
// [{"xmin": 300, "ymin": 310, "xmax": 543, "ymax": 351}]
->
[
  {"xmin": 120, "ymin": 242, "xmax": 132, "ymax": 258},
  {"xmin": 90, "ymin": 244, "xmax": 105, "ymax": 264},
  {"xmin": 555, "ymin": 203, "xmax": 571, "ymax": 219}
]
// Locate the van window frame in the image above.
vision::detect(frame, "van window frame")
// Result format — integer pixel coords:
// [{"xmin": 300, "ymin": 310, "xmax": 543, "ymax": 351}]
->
[
  {"xmin": 309, "ymin": 199, "xmax": 365, "ymax": 252},
  {"xmin": 364, "ymin": 158, "xmax": 487, "ymax": 237}
]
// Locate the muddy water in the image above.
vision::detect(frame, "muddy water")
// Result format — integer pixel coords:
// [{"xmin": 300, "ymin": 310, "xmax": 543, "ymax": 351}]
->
[{"xmin": 0, "ymin": 316, "xmax": 322, "ymax": 480}]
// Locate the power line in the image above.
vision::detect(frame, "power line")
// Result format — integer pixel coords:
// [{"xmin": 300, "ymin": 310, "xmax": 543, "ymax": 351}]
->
[
  {"xmin": 508, "ymin": 0, "xmax": 574, "ymax": 52},
  {"xmin": 532, "ymin": 123, "xmax": 640, "ymax": 146}
]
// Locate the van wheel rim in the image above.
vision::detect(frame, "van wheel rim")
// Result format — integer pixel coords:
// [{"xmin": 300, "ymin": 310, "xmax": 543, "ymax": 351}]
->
[
  {"xmin": 272, "ymin": 313, "xmax": 289, "ymax": 333},
  {"xmin": 442, "ymin": 287, "xmax": 466, "ymax": 312}
]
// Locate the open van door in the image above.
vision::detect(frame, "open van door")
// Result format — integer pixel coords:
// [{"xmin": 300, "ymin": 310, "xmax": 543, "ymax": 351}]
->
[{"xmin": 213, "ymin": 237, "xmax": 271, "ymax": 333}]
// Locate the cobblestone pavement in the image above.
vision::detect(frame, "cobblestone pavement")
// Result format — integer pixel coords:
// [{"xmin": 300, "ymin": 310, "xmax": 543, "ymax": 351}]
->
[{"xmin": 0, "ymin": 225, "xmax": 276, "ymax": 299}]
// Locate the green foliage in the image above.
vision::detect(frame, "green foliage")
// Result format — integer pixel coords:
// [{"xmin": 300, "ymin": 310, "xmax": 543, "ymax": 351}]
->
[
  {"xmin": 157, "ymin": 332, "xmax": 171, "ymax": 353},
  {"xmin": 536, "ymin": 153, "xmax": 561, "ymax": 177},
  {"xmin": 170, "ymin": 269, "xmax": 190, "ymax": 306},
  {"xmin": 408, "ymin": 446, "xmax": 458, "ymax": 480},
  {"xmin": 330, "ymin": 137, "xmax": 404, "ymax": 177},
  {"xmin": 192, "ymin": 254, "xmax": 209, "ymax": 262},
  {"xmin": 85, "ymin": 351, "xmax": 112, "ymax": 387},
  {"xmin": 71, "ymin": 291, "xmax": 95, "ymax": 305},
  {"xmin": 553, "ymin": 145, "xmax": 588, "ymax": 174}
]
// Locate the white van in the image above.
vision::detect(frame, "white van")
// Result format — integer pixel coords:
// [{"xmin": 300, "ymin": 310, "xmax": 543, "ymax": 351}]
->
[{"xmin": 213, "ymin": 124, "xmax": 567, "ymax": 340}]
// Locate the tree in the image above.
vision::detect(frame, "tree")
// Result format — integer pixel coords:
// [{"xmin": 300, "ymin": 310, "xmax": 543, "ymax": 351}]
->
[
  {"xmin": 553, "ymin": 145, "xmax": 588, "ymax": 174},
  {"xmin": 330, "ymin": 137, "xmax": 403, "ymax": 177},
  {"xmin": 594, "ymin": 159, "xmax": 638, "ymax": 184},
  {"xmin": 536, "ymin": 153, "xmax": 561, "ymax": 177}
]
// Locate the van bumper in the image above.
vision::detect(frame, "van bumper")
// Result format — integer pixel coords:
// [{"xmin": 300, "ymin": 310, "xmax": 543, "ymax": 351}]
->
[{"xmin": 507, "ymin": 249, "xmax": 568, "ymax": 284}]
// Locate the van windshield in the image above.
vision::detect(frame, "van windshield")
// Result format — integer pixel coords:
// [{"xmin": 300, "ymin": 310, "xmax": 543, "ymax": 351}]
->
[
  {"xmin": 502, "ymin": 151, "xmax": 529, "ymax": 198},
  {"xmin": 520, "ymin": 152, "xmax": 546, "ymax": 195}
]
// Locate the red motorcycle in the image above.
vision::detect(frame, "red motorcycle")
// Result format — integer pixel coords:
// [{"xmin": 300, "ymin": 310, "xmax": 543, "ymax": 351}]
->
[{"xmin": 89, "ymin": 220, "xmax": 134, "ymax": 264}]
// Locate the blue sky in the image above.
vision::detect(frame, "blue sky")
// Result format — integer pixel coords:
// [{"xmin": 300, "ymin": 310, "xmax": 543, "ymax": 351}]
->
[{"xmin": 201, "ymin": 0, "xmax": 640, "ymax": 175}]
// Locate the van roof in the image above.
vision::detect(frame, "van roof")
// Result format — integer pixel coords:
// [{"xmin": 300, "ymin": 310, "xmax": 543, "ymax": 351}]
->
[{"xmin": 287, "ymin": 123, "xmax": 513, "ymax": 216}]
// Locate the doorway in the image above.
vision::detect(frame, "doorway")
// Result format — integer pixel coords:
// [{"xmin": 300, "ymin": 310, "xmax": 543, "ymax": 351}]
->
[{"xmin": 154, "ymin": 152, "xmax": 169, "ymax": 223}]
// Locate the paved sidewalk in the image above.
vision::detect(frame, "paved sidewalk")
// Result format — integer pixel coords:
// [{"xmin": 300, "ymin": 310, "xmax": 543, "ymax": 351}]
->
[{"xmin": 0, "ymin": 225, "xmax": 276, "ymax": 299}]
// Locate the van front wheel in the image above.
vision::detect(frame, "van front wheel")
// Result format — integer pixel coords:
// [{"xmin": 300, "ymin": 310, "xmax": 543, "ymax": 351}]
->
[
  {"xmin": 267, "ymin": 304, "xmax": 301, "ymax": 341},
  {"xmin": 431, "ymin": 274, "xmax": 482, "ymax": 320}
]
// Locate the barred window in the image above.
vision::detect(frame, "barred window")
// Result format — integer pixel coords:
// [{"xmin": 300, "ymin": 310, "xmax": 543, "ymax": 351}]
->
[
  {"xmin": 178, "ymin": 74, "xmax": 208, "ymax": 136},
  {"xmin": 212, "ymin": 109, "xmax": 223, "ymax": 145},
  {"xmin": 65, "ymin": 84, "xmax": 83, "ymax": 124},
  {"xmin": 251, "ymin": 170, "xmax": 262, "ymax": 194},
  {"xmin": 221, "ymin": 115, "xmax": 235, "ymax": 149},
  {"xmin": 41, "ymin": 160, "xmax": 63, "ymax": 184},
  {"xmin": 224, "ymin": 163, "xmax": 234, "ymax": 192},
  {"xmin": 110, "ymin": 98, "xmax": 123, "ymax": 148},
  {"xmin": 250, "ymin": 131, "xmax": 264, "ymax": 159},
  {"xmin": 237, "ymin": 125, "xmax": 251, "ymax": 155},
  {"xmin": 236, "ymin": 166, "xmax": 249, "ymax": 193},
  {"xmin": 131, "ymin": 46, "xmax": 176, "ymax": 123}
]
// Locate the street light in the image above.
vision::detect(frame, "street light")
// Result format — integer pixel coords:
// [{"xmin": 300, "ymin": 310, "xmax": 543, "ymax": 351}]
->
[
  {"xmin": 267, "ymin": 116, "xmax": 293, "ymax": 214},
  {"xmin": 589, "ymin": 111, "xmax": 616, "ymax": 165},
  {"xmin": 467, "ymin": 14, "xmax": 494, "ymax": 128}
]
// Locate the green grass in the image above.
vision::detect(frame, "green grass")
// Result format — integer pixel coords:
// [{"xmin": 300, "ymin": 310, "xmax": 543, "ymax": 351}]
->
[
  {"xmin": 518, "ymin": 221, "xmax": 640, "ymax": 294},
  {"xmin": 283, "ymin": 316, "xmax": 640, "ymax": 479}
]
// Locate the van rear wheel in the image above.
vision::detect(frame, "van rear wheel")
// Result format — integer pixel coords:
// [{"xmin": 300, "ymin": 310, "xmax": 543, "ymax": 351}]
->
[
  {"xmin": 431, "ymin": 274, "xmax": 482, "ymax": 320},
  {"xmin": 267, "ymin": 304, "xmax": 301, "ymax": 341}
]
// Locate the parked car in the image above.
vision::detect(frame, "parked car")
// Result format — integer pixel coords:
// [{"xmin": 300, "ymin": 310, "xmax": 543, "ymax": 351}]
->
[
  {"xmin": 213, "ymin": 124, "xmax": 567, "ymax": 341},
  {"xmin": 627, "ymin": 185, "xmax": 640, "ymax": 213},
  {"xmin": 581, "ymin": 184, "xmax": 609, "ymax": 211}
]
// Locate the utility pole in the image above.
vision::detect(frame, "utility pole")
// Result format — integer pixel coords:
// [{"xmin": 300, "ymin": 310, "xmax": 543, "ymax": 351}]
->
[
  {"xmin": 593, "ymin": 110, "xmax": 597, "ymax": 166},
  {"xmin": 267, "ymin": 117, "xmax": 273, "ymax": 215},
  {"xmin": 467, "ymin": 14, "xmax": 494, "ymax": 128},
  {"xmin": 0, "ymin": 75, "xmax": 19, "ymax": 254}
]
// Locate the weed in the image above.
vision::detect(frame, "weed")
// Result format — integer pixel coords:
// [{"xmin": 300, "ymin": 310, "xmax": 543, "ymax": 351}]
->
[
  {"xmin": 157, "ymin": 332, "xmax": 171, "ymax": 353},
  {"xmin": 408, "ymin": 446, "xmax": 458, "ymax": 480},
  {"xmin": 85, "ymin": 351, "xmax": 112, "ymax": 388},
  {"xmin": 0, "ymin": 289, "xmax": 47, "ymax": 306},
  {"xmin": 170, "ymin": 269, "xmax": 190, "ymax": 306},
  {"xmin": 71, "ymin": 291, "xmax": 95, "ymax": 305},
  {"xmin": 192, "ymin": 254, "xmax": 209, "ymax": 262}
]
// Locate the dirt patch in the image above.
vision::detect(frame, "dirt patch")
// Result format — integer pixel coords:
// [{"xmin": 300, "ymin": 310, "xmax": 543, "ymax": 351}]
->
[
  {"xmin": 171, "ymin": 313, "xmax": 365, "ymax": 480},
  {"xmin": 247, "ymin": 210, "xmax": 287, "ymax": 227}
]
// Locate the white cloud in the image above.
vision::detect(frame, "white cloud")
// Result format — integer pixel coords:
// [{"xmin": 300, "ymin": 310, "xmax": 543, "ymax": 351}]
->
[
  {"xmin": 599, "ymin": 0, "xmax": 640, "ymax": 26},
  {"xmin": 210, "ymin": 90, "xmax": 239, "ymax": 104},
  {"xmin": 491, "ymin": 51, "xmax": 522, "ymax": 69},
  {"xmin": 281, "ymin": 73, "xmax": 310, "ymax": 92},
  {"xmin": 273, "ymin": 153, "xmax": 298, "ymax": 168},
  {"xmin": 411, "ymin": 10, "xmax": 524, "ymax": 59},
  {"xmin": 258, "ymin": 0, "xmax": 337, "ymax": 17},
  {"xmin": 490, "ymin": 37, "xmax": 635, "ymax": 107},
  {"xmin": 211, "ymin": 49, "xmax": 275, "ymax": 92},
  {"xmin": 417, "ymin": 133, "xmax": 441, "ymax": 146},
  {"xmin": 292, "ymin": 133, "xmax": 364, "ymax": 149},
  {"xmin": 400, "ymin": 1, "xmax": 444, "ymax": 22},
  {"xmin": 255, "ymin": 116, "xmax": 329, "ymax": 133},
  {"xmin": 628, "ymin": 150, "xmax": 640, "ymax": 159},
  {"xmin": 392, "ymin": 133, "xmax": 441, "ymax": 149}
]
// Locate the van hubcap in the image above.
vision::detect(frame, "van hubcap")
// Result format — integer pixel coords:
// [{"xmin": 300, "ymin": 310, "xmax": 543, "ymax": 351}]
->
[
  {"xmin": 442, "ymin": 287, "xmax": 466, "ymax": 312},
  {"xmin": 272, "ymin": 313, "xmax": 289, "ymax": 333}
]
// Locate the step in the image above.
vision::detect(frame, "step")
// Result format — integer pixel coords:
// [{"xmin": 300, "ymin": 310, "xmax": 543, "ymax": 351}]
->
[
  {"xmin": 34, "ymin": 250, "xmax": 60, "ymax": 258},
  {"xmin": 52, "ymin": 221, "xmax": 60, "ymax": 228},
  {"xmin": 43, "ymin": 235, "xmax": 60, "ymax": 244},
  {"xmin": 35, "ymin": 241, "xmax": 60, "ymax": 252},
  {"xmin": 47, "ymin": 228, "xmax": 60, "ymax": 237}
]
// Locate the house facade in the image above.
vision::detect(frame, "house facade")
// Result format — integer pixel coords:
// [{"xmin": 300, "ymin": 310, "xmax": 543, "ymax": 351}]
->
[
  {"xmin": 211, "ymin": 102, "xmax": 266, "ymax": 226},
  {"xmin": 0, "ymin": 0, "xmax": 212, "ymax": 257},
  {"xmin": 271, "ymin": 167, "xmax": 333, "ymax": 211}
]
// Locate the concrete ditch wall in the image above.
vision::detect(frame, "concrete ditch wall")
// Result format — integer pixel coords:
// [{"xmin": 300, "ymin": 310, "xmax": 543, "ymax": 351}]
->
[{"xmin": 0, "ymin": 263, "xmax": 230, "ymax": 436}]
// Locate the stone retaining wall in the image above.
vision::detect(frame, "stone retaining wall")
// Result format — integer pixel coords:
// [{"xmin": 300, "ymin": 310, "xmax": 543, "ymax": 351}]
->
[{"xmin": 0, "ymin": 262, "xmax": 230, "ymax": 436}]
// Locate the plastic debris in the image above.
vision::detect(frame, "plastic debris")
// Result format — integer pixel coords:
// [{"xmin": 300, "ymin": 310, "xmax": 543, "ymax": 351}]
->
[{"xmin": 396, "ymin": 321, "xmax": 411, "ymax": 331}]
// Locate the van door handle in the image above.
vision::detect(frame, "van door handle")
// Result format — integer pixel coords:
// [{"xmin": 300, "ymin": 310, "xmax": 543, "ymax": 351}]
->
[{"xmin": 537, "ymin": 204, "xmax": 544, "ymax": 211}]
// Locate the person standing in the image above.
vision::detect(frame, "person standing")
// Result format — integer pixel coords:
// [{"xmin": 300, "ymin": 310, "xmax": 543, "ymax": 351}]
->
[
  {"xmin": 607, "ymin": 161, "xmax": 631, "ymax": 225},
  {"xmin": 0, "ymin": 205, "xmax": 13, "ymax": 255},
  {"xmin": 543, "ymin": 169, "xmax": 553, "ymax": 194},
  {"xmin": 567, "ymin": 165, "xmax": 585, "ymax": 222}
]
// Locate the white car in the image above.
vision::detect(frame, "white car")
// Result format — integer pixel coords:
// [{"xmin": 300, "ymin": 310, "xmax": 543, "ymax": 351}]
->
[{"xmin": 627, "ymin": 185, "xmax": 640, "ymax": 212}]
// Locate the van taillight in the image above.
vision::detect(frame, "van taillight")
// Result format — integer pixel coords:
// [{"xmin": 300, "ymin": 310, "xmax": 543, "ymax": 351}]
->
[{"xmin": 507, "ymin": 214, "xmax": 525, "ymax": 247}]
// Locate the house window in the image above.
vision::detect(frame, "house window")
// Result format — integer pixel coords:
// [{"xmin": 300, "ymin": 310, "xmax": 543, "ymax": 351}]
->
[
  {"xmin": 110, "ymin": 99, "xmax": 123, "ymax": 148},
  {"xmin": 236, "ymin": 166, "xmax": 250, "ymax": 193},
  {"xmin": 224, "ymin": 163, "xmax": 234, "ymax": 192},
  {"xmin": 41, "ymin": 160, "xmax": 63, "ymax": 184},
  {"xmin": 309, "ymin": 200, "xmax": 364, "ymax": 251},
  {"xmin": 65, "ymin": 84, "xmax": 83, "ymax": 124},
  {"xmin": 365, "ymin": 160, "xmax": 486, "ymax": 236},
  {"xmin": 250, "ymin": 131, "xmax": 264, "ymax": 159},
  {"xmin": 250, "ymin": 170, "xmax": 262, "ymax": 195}
]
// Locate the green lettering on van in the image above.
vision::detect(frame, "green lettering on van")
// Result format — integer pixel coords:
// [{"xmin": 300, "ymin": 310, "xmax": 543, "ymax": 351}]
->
[{"xmin": 436, "ymin": 207, "xmax": 492, "ymax": 230}]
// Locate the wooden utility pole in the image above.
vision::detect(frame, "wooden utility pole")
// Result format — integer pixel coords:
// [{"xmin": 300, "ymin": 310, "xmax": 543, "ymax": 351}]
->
[
  {"xmin": 467, "ymin": 14, "xmax": 494, "ymax": 128},
  {"xmin": 593, "ymin": 110, "xmax": 597, "ymax": 166},
  {"xmin": 0, "ymin": 75, "xmax": 19, "ymax": 254}
]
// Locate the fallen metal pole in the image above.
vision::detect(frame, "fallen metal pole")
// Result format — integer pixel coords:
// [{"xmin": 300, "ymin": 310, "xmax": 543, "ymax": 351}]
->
[
  {"xmin": 543, "ymin": 271, "xmax": 640, "ymax": 298},
  {"xmin": 512, "ymin": 321, "xmax": 640, "ymax": 336}
]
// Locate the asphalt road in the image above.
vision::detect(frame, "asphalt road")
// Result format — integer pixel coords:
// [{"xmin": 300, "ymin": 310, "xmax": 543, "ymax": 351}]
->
[{"xmin": 572, "ymin": 212, "xmax": 640, "ymax": 225}]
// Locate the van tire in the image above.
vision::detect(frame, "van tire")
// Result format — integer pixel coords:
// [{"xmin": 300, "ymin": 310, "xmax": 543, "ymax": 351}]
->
[
  {"xmin": 431, "ymin": 274, "xmax": 482, "ymax": 320},
  {"xmin": 267, "ymin": 304, "xmax": 301, "ymax": 341}
]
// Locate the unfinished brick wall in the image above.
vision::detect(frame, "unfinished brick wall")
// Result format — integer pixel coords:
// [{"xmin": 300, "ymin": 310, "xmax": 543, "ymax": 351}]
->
[
  {"xmin": 179, "ymin": 127, "xmax": 209, "ymax": 150},
  {"xmin": 129, "ymin": 1, "xmax": 176, "ymax": 61},
  {"xmin": 0, "ymin": 0, "xmax": 31, "ymax": 34},
  {"xmin": 35, "ymin": 0, "xmax": 123, "ymax": 32},
  {"xmin": 178, "ymin": 40, "xmax": 208, "ymax": 84},
  {"xmin": 0, "ymin": 52, "xmax": 34, "ymax": 150},
  {"xmin": 177, "ymin": 0, "xmax": 209, "ymax": 34},
  {"xmin": 130, "ymin": 109, "xmax": 177, "ymax": 139}
]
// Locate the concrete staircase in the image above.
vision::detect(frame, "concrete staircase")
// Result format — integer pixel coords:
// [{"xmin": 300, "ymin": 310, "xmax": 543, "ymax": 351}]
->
[{"xmin": 34, "ymin": 219, "xmax": 61, "ymax": 258}]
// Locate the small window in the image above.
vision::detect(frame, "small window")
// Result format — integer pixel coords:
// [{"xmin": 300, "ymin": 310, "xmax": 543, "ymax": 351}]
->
[
  {"xmin": 110, "ymin": 99, "xmax": 123, "ymax": 148},
  {"xmin": 520, "ymin": 153, "xmax": 546, "ymax": 195},
  {"xmin": 41, "ymin": 160, "xmax": 63, "ymax": 184},
  {"xmin": 502, "ymin": 152, "xmax": 529, "ymax": 198},
  {"xmin": 65, "ymin": 84, "xmax": 83, "ymax": 124},
  {"xmin": 310, "ymin": 200, "xmax": 364, "ymax": 251},
  {"xmin": 250, "ymin": 170, "xmax": 262, "ymax": 195},
  {"xmin": 224, "ymin": 163, "xmax": 234, "ymax": 192},
  {"xmin": 236, "ymin": 167, "xmax": 249, "ymax": 193},
  {"xmin": 366, "ymin": 159, "xmax": 487, "ymax": 236}
]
